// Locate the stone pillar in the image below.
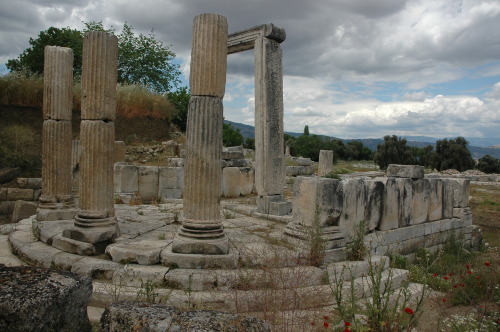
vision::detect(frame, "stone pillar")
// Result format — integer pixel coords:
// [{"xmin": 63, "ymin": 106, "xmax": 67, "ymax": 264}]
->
[
  {"xmin": 254, "ymin": 35, "xmax": 289, "ymax": 215},
  {"xmin": 285, "ymin": 144, "xmax": 291, "ymax": 157},
  {"xmin": 318, "ymin": 150, "xmax": 334, "ymax": 177},
  {"xmin": 37, "ymin": 46, "xmax": 77, "ymax": 221},
  {"xmin": 60, "ymin": 31, "xmax": 119, "ymax": 254},
  {"xmin": 171, "ymin": 14, "xmax": 229, "ymax": 256}
]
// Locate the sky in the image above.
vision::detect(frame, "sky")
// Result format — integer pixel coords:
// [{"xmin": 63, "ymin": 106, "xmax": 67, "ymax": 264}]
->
[{"xmin": 1, "ymin": 0, "xmax": 500, "ymax": 141}]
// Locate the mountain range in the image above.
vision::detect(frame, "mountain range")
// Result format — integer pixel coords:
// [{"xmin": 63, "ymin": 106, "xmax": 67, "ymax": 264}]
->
[{"xmin": 225, "ymin": 120, "xmax": 500, "ymax": 159}]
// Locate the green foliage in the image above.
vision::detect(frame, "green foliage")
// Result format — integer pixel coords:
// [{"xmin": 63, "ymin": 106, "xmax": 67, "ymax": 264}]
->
[
  {"xmin": 243, "ymin": 137, "xmax": 255, "ymax": 150},
  {"xmin": 7, "ymin": 21, "xmax": 181, "ymax": 93},
  {"xmin": 346, "ymin": 220, "xmax": 368, "ymax": 261},
  {"xmin": 0, "ymin": 124, "xmax": 41, "ymax": 176},
  {"xmin": 303, "ymin": 125, "xmax": 310, "ymax": 136},
  {"xmin": 431, "ymin": 137, "xmax": 475, "ymax": 172},
  {"xmin": 477, "ymin": 154, "xmax": 500, "ymax": 174},
  {"xmin": 411, "ymin": 145, "xmax": 434, "ymax": 167},
  {"xmin": 373, "ymin": 135, "xmax": 415, "ymax": 170},
  {"xmin": 291, "ymin": 134, "xmax": 344, "ymax": 162},
  {"xmin": 222, "ymin": 122, "xmax": 243, "ymax": 147},
  {"xmin": 345, "ymin": 140, "xmax": 373, "ymax": 161},
  {"xmin": 6, "ymin": 27, "xmax": 83, "ymax": 77},
  {"xmin": 167, "ymin": 87, "xmax": 190, "ymax": 132}
]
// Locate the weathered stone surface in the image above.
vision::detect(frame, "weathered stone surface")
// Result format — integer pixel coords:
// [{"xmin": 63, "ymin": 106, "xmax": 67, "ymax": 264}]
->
[
  {"xmin": 114, "ymin": 140, "xmax": 126, "ymax": 163},
  {"xmin": 442, "ymin": 179, "xmax": 454, "ymax": 219},
  {"xmin": 222, "ymin": 145, "xmax": 244, "ymax": 160},
  {"xmin": 0, "ymin": 188, "xmax": 7, "ymax": 201},
  {"xmin": 190, "ymin": 14, "xmax": 227, "ymax": 97},
  {"xmin": 106, "ymin": 240, "xmax": 168, "ymax": 265},
  {"xmin": 449, "ymin": 178, "xmax": 470, "ymax": 208},
  {"xmin": 43, "ymin": 46, "xmax": 73, "ymax": 121},
  {"xmin": 295, "ymin": 157, "xmax": 313, "ymax": 166},
  {"xmin": 0, "ymin": 264, "xmax": 92, "ymax": 332},
  {"xmin": 7, "ymin": 188, "xmax": 34, "ymax": 201},
  {"xmin": 427, "ymin": 178, "xmax": 443, "ymax": 221},
  {"xmin": 166, "ymin": 157, "xmax": 185, "ymax": 167},
  {"xmin": 138, "ymin": 166, "xmax": 159, "ymax": 202},
  {"xmin": 286, "ymin": 165, "xmax": 314, "ymax": 176},
  {"xmin": 411, "ymin": 179, "xmax": 430, "ymax": 224},
  {"xmin": 100, "ymin": 301, "xmax": 270, "ymax": 332},
  {"xmin": 222, "ymin": 167, "xmax": 254, "ymax": 197},
  {"xmin": 318, "ymin": 150, "xmax": 334, "ymax": 176},
  {"xmin": 387, "ymin": 164, "xmax": 424, "ymax": 179},
  {"xmin": 158, "ymin": 167, "xmax": 184, "ymax": 201},
  {"xmin": 81, "ymin": 31, "xmax": 118, "ymax": 120},
  {"xmin": 339, "ymin": 178, "xmax": 369, "ymax": 238},
  {"xmin": 11, "ymin": 200, "xmax": 38, "ymax": 223},
  {"xmin": 228, "ymin": 23, "xmax": 285, "ymax": 54},
  {"xmin": 378, "ymin": 178, "xmax": 412, "ymax": 230},
  {"xmin": 114, "ymin": 163, "xmax": 139, "ymax": 193}
]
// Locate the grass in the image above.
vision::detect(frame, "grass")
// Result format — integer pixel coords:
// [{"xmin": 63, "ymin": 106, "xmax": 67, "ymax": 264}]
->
[{"xmin": 0, "ymin": 72, "xmax": 176, "ymax": 120}]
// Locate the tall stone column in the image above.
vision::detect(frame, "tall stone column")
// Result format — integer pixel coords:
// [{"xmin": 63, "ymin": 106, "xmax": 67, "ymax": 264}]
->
[
  {"xmin": 171, "ymin": 13, "xmax": 229, "ymax": 255},
  {"xmin": 254, "ymin": 36, "xmax": 289, "ymax": 215},
  {"xmin": 318, "ymin": 150, "xmax": 334, "ymax": 177},
  {"xmin": 61, "ymin": 31, "xmax": 119, "ymax": 254},
  {"xmin": 37, "ymin": 46, "xmax": 77, "ymax": 221}
]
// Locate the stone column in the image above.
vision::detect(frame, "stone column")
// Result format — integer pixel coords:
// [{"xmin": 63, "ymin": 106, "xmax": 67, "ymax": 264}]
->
[
  {"xmin": 37, "ymin": 46, "xmax": 77, "ymax": 221},
  {"xmin": 318, "ymin": 150, "xmax": 334, "ymax": 177},
  {"xmin": 171, "ymin": 14, "xmax": 229, "ymax": 255},
  {"xmin": 60, "ymin": 31, "xmax": 119, "ymax": 254},
  {"xmin": 254, "ymin": 36, "xmax": 289, "ymax": 215}
]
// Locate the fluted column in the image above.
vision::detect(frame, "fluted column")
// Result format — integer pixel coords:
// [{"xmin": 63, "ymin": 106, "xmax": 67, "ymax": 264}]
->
[
  {"xmin": 62, "ymin": 31, "xmax": 119, "ymax": 253},
  {"xmin": 37, "ymin": 46, "xmax": 77, "ymax": 221},
  {"xmin": 172, "ymin": 14, "xmax": 228, "ymax": 255}
]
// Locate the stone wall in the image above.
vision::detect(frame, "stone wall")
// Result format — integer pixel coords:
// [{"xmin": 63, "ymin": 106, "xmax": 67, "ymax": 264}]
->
[
  {"xmin": 292, "ymin": 166, "xmax": 475, "ymax": 256},
  {"xmin": 0, "ymin": 178, "xmax": 42, "ymax": 222}
]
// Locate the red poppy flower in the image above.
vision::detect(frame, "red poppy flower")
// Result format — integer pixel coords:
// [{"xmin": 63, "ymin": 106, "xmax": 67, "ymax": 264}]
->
[
  {"xmin": 467, "ymin": 270, "xmax": 472, "ymax": 274},
  {"xmin": 344, "ymin": 329, "xmax": 351, "ymax": 332},
  {"xmin": 466, "ymin": 264, "xmax": 470, "ymax": 269},
  {"xmin": 404, "ymin": 307, "xmax": 414, "ymax": 315},
  {"xmin": 323, "ymin": 316, "xmax": 329, "ymax": 320},
  {"xmin": 484, "ymin": 262, "xmax": 491, "ymax": 267},
  {"xmin": 345, "ymin": 321, "xmax": 351, "ymax": 326},
  {"xmin": 444, "ymin": 276, "xmax": 449, "ymax": 280},
  {"xmin": 323, "ymin": 321, "xmax": 329, "ymax": 328},
  {"xmin": 433, "ymin": 273, "xmax": 437, "ymax": 277},
  {"xmin": 442, "ymin": 298, "xmax": 447, "ymax": 302}
]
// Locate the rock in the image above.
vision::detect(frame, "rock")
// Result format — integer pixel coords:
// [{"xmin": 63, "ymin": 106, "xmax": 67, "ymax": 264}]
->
[
  {"xmin": 0, "ymin": 264, "xmax": 92, "ymax": 332},
  {"xmin": 10, "ymin": 200, "xmax": 38, "ymax": 222},
  {"xmin": 6, "ymin": 188, "xmax": 34, "ymax": 201},
  {"xmin": 386, "ymin": 164, "xmax": 424, "ymax": 179},
  {"xmin": 100, "ymin": 301, "xmax": 271, "ymax": 332},
  {"xmin": 222, "ymin": 145, "xmax": 244, "ymax": 160}
]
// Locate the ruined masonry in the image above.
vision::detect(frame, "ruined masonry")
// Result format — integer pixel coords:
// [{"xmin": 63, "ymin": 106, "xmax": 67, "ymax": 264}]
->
[
  {"xmin": 55, "ymin": 31, "xmax": 120, "ymax": 255},
  {"xmin": 167, "ymin": 14, "xmax": 231, "ymax": 262},
  {"xmin": 37, "ymin": 46, "xmax": 77, "ymax": 221}
]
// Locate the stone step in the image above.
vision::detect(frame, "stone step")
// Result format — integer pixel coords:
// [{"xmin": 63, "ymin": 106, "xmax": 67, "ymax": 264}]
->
[{"xmin": 326, "ymin": 255, "xmax": 390, "ymax": 282}]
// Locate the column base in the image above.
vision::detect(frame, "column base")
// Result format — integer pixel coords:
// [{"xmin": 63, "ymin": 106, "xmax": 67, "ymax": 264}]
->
[
  {"xmin": 162, "ymin": 242, "xmax": 238, "ymax": 269},
  {"xmin": 256, "ymin": 194, "xmax": 292, "ymax": 216},
  {"xmin": 283, "ymin": 222, "xmax": 346, "ymax": 250},
  {"xmin": 63, "ymin": 218, "xmax": 119, "ymax": 244},
  {"xmin": 36, "ymin": 207, "xmax": 78, "ymax": 221},
  {"xmin": 172, "ymin": 222, "xmax": 229, "ymax": 255}
]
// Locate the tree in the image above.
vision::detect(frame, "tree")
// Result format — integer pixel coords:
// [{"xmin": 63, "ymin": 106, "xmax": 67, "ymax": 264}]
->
[
  {"xmin": 167, "ymin": 87, "xmax": 190, "ymax": 132},
  {"xmin": 7, "ymin": 21, "xmax": 181, "ymax": 93},
  {"xmin": 345, "ymin": 141, "xmax": 373, "ymax": 161},
  {"xmin": 303, "ymin": 125, "xmax": 310, "ymax": 136},
  {"xmin": 7, "ymin": 27, "xmax": 83, "ymax": 76},
  {"xmin": 411, "ymin": 145, "xmax": 434, "ymax": 167},
  {"xmin": 222, "ymin": 122, "xmax": 243, "ymax": 147},
  {"xmin": 373, "ymin": 135, "xmax": 415, "ymax": 170},
  {"xmin": 243, "ymin": 137, "xmax": 255, "ymax": 150},
  {"xmin": 477, "ymin": 155, "xmax": 500, "ymax": 173},
  {"xmin": 431, "ymin": 137, "xmax": 474, "ymax": 172}
]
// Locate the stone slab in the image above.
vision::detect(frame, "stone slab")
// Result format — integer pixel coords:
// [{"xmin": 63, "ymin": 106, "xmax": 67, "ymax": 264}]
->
[
  {"xmin": 106, "ymin": 240, "xmax": 170, "ymax": 265},
  {"xmin": 11, "ymin": 200, "xmax": 38, "ymax": 223},
  {"xmin": 386, "ymin": 164, "xmax": 424, "ymax": 179},
  {"xmin": 7, "ymin": 188, "xmax": 34, "ymax": 201},
  {"xmin": 161, "ymin": 244, "xmax": 239, "ymax": 269}
]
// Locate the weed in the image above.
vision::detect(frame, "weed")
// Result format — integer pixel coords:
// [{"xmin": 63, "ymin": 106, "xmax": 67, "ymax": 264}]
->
[
  {"xmin": 346, "ymin": 220, "xmax": 368, "ymax": 261},
  {"xmin": 158, "ymin": 233, "xmax": 166, "ymax": 240},
  {"xmin": 222, "ymin": 209, "xmax": 235, "ymax": 219},
  {"xmin": 136, "ymin": 278, "xmax": 158, "ymax": 303},
  {"xmin": 308, "ymin": 204, "xmax": 326, "ymax": 266}
]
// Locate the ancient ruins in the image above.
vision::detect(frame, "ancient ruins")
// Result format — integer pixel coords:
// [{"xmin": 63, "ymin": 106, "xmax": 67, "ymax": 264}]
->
[{"xmin": 0, "ymin": 13, "xmax": 492, "ymax": 331}]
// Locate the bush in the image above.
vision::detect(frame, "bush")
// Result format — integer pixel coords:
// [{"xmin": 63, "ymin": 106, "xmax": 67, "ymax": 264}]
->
[
  {"xmin": 477, "ymin": 154, "xmax": 500, "ymax": 174},
  {"xmin": 0, "ymin": 124, "xmax": 41, "ymax": 176},
  {"xmin": 373, "ymin": 135, "xmax": 415, "ymax": 170}
]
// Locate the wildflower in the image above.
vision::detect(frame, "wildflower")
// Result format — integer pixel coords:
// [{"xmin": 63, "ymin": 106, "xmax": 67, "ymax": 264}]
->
[
  {"xmin": 448, "ymin": 273, "xmax": 453, "ymax": 276},
  {"xmin": 476, "ymin": 276, "xmax": 480, "ymax": 280},
  {"xmin": 433, "ymin": 273, "xmax": 437, "ymax": 277},
  {"xmin": 467, "ymin": 270, "xmax": 472, "ymax": 274},
  {"xmin": 453, "ymin": 284, "xmax": 458, "ymax": 288},
  {"xmin": 323, "ymin": 315, "xmax": 329, "ymax": 320},
  {"xmin": 323, "ymin": 321, "xmax": 329, "ymax": 328},
  {"xmin": 460, "ymin": 283, "xmax": 465, "ymax": 287},
  {"xmin": 345, "ymin": 321, "xmax": 351, "ymax": 327},
  {"xmin": 442, "ymin": 298, "xmax": 447, "ymax": 302},
  {"xmin": 444, "ymin": 276, "xmax": 449, "ymax": 280},
  {"xmin": 404, "ymin": 307, "xmax": 414, "ymax": 315},
  {"xmin": 344, "ymin": 329, "xmax": 351, "ymax": 332},
  {"xmin": 466, "ymin": 264, "xmax": 470, "ymax": 269},
  {"xmin": 484, "ymin": 262, "xmax": 491, "ymax": 267}
]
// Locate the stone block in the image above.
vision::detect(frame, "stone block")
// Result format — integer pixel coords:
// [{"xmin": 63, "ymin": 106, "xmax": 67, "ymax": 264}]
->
[
  {"xmin": 0, "ymin": 188, "xmax": 7, "ymax": 201},
  {"xmin": 106, "ymin": 240, "xmax": 169, "ymax": 265},
  {"xmin": 222, "ymin": 159, "xmax": 251, "ymax": 167},
  {"xmin": 100, "ymin": 301, "xmax": 270, "ymax": 332},
  {"xmin": 339, "ymin": 178, "xmax": 369, "ymax": 238},
  {"xmin": 222, "ymin": 167, "xmax": 254, "ymax": 197},
  {"xmin": 318, "ymin": 150, "xmax": 334, "ymax": 177},
  {"xmin": 427, "ymin": 178, "xmax": 443, "ymax": 222},
  {"xmin": 449, "ymin": 178, "xmax": 470, "ymax": 208},
  {"xmin": 114, "ymin": 141, "xmax": 126, "ymax": 163},
  {"xmin": 364, "ymin": 179, "xmax": 385, "ymax": 231},
  {"xmin": 411, "ymin": 179, "xmax": 430, "ymax": 224},
  {"xmin": 222, "ymin": 145, "xmax": 244, "ymax": 160},
  {"xmin": 0, "ymin": 201, "xmax": 14, "ymax": 216},
  {"xmin": 10, "ymin": 200, "xmax": 38, "ymax": 222},
  {"xmin": 296, "ymin": 157, "xmax": 313, "ymax": 166},
  {"xmin": 378, "ymin": 178, "xmax": 412, "ymax": 231},
  {"xmin": 286, "ymin": 165, "xmax": 314, "ymax": 176},
  {"xmin": 166, "ymin": 158, "xmax": 185, "ymax": 167},
  {"xmin": 7, "ymin": 188, "xmax": 34, "ymax": 201},
  {"xmin": 138, "ymin": 166, "xmax": 159, "ymax": 202},
  {"xmin": 162, "ymin": 140, "xmax": 178, "ymax": 156},
  {"xmin": 28, "ymin": 178, "xmax": 43, "ymax": 189},
  {"xmin": 269, "ymin": 201, "xmax": 292, "ymax": 216},
  {"xmin": 0, "ymin": 264, "xmax": 92, "ymax": 332},
  {"xmin": 386, "ymin": 164, "xmax": 424, "ymax": 179},
  {"xmin": 16, "ymin": 178, "xmax": 28, "ymax": 188},
  {"xmin": 114, "ymin": 163, "xmax": 138, "ymax": 193},
  {"xmin": 158, "ymin": 167, "xmax": 184, "ymax": 201},
  {"xmin": 442, "ymin": 179, "xmax": 454, "ymax": 219},
  {"xmin": 292, "ymin": 177, "xmax": 342, "ymax": 227}
]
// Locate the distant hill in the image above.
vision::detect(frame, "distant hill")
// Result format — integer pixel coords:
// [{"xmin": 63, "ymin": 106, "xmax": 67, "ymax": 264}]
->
[{"xmin": 225, "ymin": 120, "xmax": 500, "ymax": 159}]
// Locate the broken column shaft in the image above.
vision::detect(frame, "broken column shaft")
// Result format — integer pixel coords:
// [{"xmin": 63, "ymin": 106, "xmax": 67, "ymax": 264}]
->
[
  {"xmin": 172, "ymin": 13, "xmax": 229, "ymax": 255},
  {"xmin": 37, "ymin": 46, "xmax": 77, "ymax": 221}
]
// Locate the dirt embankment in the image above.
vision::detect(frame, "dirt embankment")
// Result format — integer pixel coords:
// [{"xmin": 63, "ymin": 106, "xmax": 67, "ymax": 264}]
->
[{"xmin": 0, "ymin": 104, "xmax": 174, "ymax": 143}]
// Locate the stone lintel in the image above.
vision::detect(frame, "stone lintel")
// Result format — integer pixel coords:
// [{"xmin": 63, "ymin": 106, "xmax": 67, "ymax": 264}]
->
[{"xmin": 228, "ymin": 23, "xmax": 286, "ymax": 54}]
